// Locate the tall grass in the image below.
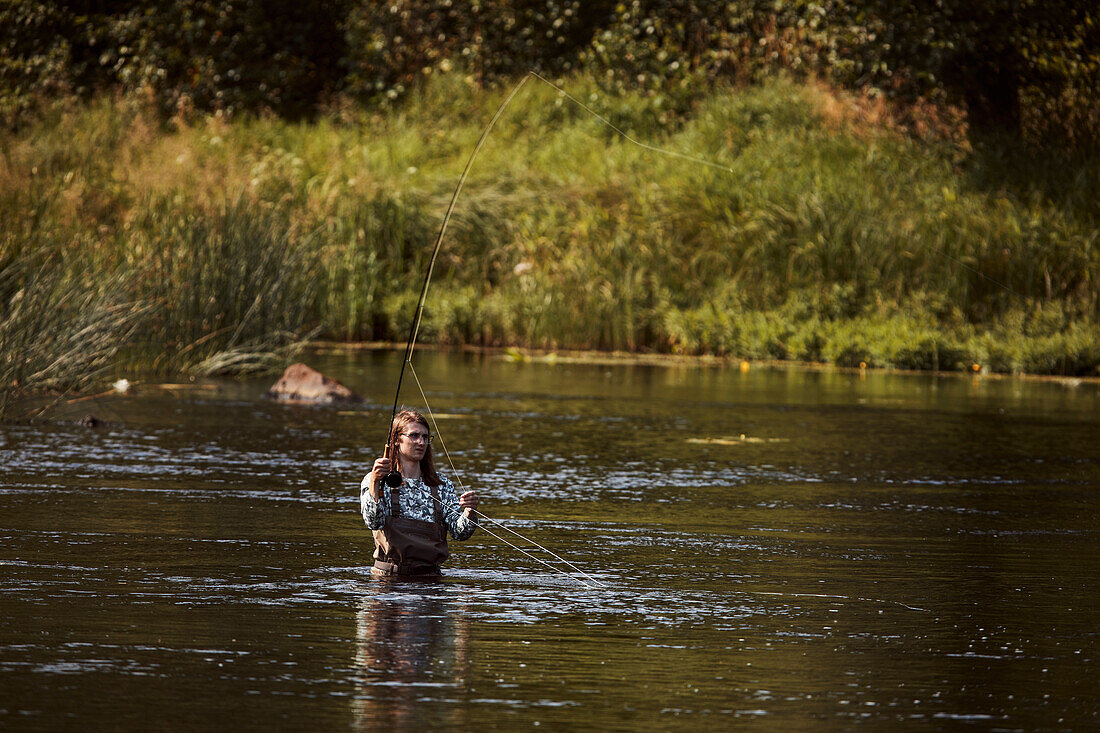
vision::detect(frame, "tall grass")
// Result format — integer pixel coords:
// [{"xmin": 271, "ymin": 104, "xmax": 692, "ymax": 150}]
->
[
  {"xmin": 0, "ymin": 226, "xmax": 147, "ymax": 416},
  {"xmin": 128, "ymin": 196, "xmax": 321, "ymax": 374},
  {"xmin": 2, "ymin": 72, "xmax": 1099, "ymax": 417}
]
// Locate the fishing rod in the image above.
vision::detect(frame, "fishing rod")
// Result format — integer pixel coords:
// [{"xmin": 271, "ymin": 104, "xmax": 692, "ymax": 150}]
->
[
  {"xmin": 381, "ymin": 75, "xmax": 534, "ymax": 489},
  {"xmin": 381, "ymin": 71, "xmax": 735, "ymax": 487},
  {"xmin": 376, "ymin": 69, "xmax": 1031, "ymax": 591},
  {"xmin": 373, "ymin": 70, "xmax": 745, "ymax": 586},
  {"xmin": 371, "ymin": 73, "xmax": 613, "ymax": 588}
]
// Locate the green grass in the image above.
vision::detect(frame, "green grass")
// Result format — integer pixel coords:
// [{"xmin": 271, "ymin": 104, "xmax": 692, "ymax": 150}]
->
[{"xmin": 2, "ymin": 72, "xmax": 1099, "ymax": 415}]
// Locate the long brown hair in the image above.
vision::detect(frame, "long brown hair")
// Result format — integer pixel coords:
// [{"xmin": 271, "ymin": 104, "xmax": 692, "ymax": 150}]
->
[{"xmin": 387, "ymin": 409, "xmax": 441, "ymax": 486}]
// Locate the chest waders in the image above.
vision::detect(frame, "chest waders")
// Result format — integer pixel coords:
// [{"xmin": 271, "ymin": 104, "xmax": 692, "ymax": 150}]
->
[{"xmin": 371, "ymin": 482, "xmax": 449, "ymax": 577}]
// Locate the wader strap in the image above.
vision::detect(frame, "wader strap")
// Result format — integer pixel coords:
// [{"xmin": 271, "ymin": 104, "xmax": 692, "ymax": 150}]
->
[
  {"xmin": 387, "ymin": 481, "xmax": 442, "ymax": 525},
  {"xmin": 431, "ymin": 483, "xmax": 442, "ymax": 526},
  {"xmin": 373, "ymin": 560, "xmax": 399, "ymax": 575},
  {"xmin": 373, "ymin": 560, "xmax": 441, "ymax": 577},
  {"xmin": 389, "ymin": 483, "xmax": 401, "ymax": 516}
]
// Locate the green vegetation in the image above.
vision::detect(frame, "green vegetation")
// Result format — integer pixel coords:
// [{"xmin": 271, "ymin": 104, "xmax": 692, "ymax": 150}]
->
[
  {"xmin": 3, "ymin": 1, "xmax": 1095, "ymax": 144},
  {"xmin": 1, "ymin": 71, "xmax": 1098, "ymax": 416}
]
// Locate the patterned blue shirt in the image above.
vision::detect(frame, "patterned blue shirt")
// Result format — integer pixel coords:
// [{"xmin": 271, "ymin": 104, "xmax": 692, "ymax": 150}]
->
[{"xmin": 360, "ymin": 473, "xmax": 477, "ymax": 541}]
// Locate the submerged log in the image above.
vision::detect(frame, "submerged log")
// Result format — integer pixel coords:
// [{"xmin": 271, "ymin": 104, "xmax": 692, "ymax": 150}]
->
[{"xmin": 263, "ymin": 363, "xmax": 363, "ymax": 404}]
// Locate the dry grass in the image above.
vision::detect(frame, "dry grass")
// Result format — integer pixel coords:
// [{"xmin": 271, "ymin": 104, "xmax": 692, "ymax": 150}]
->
[{"xmin": 808, "ymin": 79, "xmax": 968, "ymax": 146}]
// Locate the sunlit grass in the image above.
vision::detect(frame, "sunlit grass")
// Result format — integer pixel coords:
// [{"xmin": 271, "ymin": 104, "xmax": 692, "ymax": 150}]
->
[{"xmin": 2, "ymin": 70, "xmax": 1099, "ymax": 416}]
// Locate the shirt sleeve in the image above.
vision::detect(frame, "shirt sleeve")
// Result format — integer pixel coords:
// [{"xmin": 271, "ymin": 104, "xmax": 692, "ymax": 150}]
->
[
  {"xmin": 438, "ymin": 475, "xmax": 477, "ymax": 541},
  {"xmin": 360, "ymin": 473, "xmax": 389, "ymax": 530}
]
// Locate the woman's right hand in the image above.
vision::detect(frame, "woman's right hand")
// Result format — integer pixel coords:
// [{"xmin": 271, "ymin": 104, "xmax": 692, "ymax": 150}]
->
[{"xmin": 369, "ymin": 457, "xmax": 391, "ymax": 496}]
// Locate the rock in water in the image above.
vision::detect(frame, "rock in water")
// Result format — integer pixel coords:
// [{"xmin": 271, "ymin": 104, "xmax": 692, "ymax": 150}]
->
[{"xmin": 264, "ymin": 363, "xmax": 363, "ymax": 404}]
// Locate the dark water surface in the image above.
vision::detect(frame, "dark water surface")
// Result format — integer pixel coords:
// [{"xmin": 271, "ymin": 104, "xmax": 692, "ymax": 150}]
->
[{"xmin": 2, "ymin": 350, "xmax": 1099, "ymax": 730}]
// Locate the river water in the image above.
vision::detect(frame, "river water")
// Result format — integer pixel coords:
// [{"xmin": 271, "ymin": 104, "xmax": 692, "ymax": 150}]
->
[{"xmin": 2, "ymin": 349, "xmax": 1098, "ymax": 730}]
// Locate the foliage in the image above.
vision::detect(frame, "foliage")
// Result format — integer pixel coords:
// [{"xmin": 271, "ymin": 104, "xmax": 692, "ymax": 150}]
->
[
  {"xmin": 1, "ymin": 1, "xmax": 1095, "ymax": 143},
  {"xmin": 0, "ymin": 0, "xmax": 349, "ymax": 123},
  {"xmin": 582, "ymin": 0, "xmax": 841, "ymax": 123},
  {"xmin": 842, "ymin": 0, "xmax": 1100, "ymax": 144},
  {"xmin": 2, "ymin": 71, "xmax": 1099, "ymax": 417},
  {"xmin": 342, "ymin": 0, "xmax": 608, "ymax": 106}
]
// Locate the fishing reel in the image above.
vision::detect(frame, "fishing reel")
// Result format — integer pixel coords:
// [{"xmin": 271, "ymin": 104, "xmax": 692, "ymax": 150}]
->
[{"xmin": 382, "ymin": 438, "xmax": 404, "ymax": 487}]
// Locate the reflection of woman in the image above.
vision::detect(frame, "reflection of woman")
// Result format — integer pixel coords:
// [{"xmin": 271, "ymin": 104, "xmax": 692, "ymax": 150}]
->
[
  {"xmin": 353, "ymin": 592, "xmax": 470, "ymax": 730},
  {"xmin": 361, "ymin": 410, "xmax": 479, "ymax": 577}
]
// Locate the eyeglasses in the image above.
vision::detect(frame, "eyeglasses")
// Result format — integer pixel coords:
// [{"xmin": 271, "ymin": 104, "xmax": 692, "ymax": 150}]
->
[{"xmin": 400, "ymin": 431, "xmax": 433, "ymax": 444}]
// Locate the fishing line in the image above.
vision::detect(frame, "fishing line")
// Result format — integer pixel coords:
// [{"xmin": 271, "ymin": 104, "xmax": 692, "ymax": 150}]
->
[
  {"xmin": 426, "ymin": 490, "xmax": 599, "ymax": 589},
  {"xmin": 384, "ymin": 69, "xmax": 743, "ymax": 462},
  {"xmin": 747, "ymin": 590, "xmax": 929, "ymax": 613},
  {"xmin": 408, "ymin": 361, "xmax": 607, "ymax": 588},
  {"xmin": 378, "ymin": 69, "xmax": 1027, "ymax": 594},
  {"xmin": 534, "ymin": 70, "xmax": 1034, "ymax": 308},
  {"xmin": 382, "ymin": 74, "xmax": 533, "ymax": 486},
  {"xmin": 922, "ymin": 244, "xmax": 1027, "ymax": 301},
  {"xmin": 380, "ymin": 473, "xmax": 600, "ymax": 589},
  {"xmin": 527, "ymin": 71, "xmax": 735, "ymax": 174}
]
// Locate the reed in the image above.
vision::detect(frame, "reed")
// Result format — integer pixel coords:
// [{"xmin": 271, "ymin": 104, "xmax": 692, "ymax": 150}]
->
[
  {"xmin": 2, "ymin": 71, "xmax": 1098, "ymax": 416},
  {"xmin": 0, "ymin": 236, "xmax": 147, "ymax": 417},
  {"xmin": 126, "ymin": 195, "xmax": 321, "ymax": 374}
]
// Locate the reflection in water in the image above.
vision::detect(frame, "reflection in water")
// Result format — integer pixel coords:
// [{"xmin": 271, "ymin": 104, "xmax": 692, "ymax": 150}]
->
[{"xmin": 353, "ymin": 584, "xmax": 470, "ymax": 730}]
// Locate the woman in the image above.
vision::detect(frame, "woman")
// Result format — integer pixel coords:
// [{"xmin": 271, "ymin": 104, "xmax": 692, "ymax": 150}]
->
[{"xmin": 361, "ymin": 409, "xmax": 479, "ymax": 577}]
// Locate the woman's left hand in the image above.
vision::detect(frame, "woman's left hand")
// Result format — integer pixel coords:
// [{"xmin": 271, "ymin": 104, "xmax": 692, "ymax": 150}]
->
[{"xmin": 458, "ymin": 490, "xmax": 479, "ymax": 515}]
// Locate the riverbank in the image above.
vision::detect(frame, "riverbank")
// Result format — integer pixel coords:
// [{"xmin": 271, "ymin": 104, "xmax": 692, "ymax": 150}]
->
[
  {"xmin": 12, "ymin": 342, "xmax": 1093, "ymax": 426},
  {"xmin": 314, "ymin": 341, "xmax": 1100, "ymax": 389},
  {"xmin": 2, "ymin": 71, "xmax": 1098, "ymax": 417}
]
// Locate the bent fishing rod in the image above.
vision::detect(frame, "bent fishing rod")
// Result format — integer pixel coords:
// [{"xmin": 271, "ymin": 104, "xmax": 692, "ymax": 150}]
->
[
  {"xmin": 373, "ymin": 71, "xmax": 742, "ymax": 587},
  {"xmin": 373, "ymin": 75, "xmax": 609, "ymax": 588},
  {"xmin": 380, "ymin": 74, "xmax": 534, "ymax": 489},
  {"xmin": 373, "ymin": 69, "xmax": 1049, "ymax": 599},
  {"xmin": 376, "ymin": 70, "xmax": 1028, "ymax": 589},
  {"xmin": 380, "ymin": 71, "xmax": 731, "ymax": 487}
]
